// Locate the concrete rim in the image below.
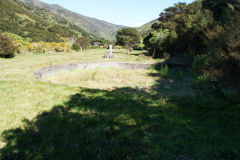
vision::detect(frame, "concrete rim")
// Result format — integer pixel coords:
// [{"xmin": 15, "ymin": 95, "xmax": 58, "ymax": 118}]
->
[{"xmin": 34, "ymin": 62, "xmax": 154, "ymax": 81}]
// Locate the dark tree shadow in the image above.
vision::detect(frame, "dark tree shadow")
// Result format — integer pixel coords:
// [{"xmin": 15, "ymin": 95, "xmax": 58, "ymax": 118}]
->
[
  {"xmin": 1, "ymin": 87, "xmax": 240, "ymax": 160},
  {"xmin": 149, "ymin": 62, "xmax": 195, "ymax": 97},
  {"xmin": 1, "ymin": 88, "xmax": 166, "ymax": 160},
  {"xmin": 130, "ymin": 51, "xmax": 151, "ymax": 57}
]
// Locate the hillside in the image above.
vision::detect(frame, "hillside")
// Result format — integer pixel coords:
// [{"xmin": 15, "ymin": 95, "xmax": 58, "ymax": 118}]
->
[
  {"xmin": 13, "ymin": 0, "xmax": 90, "ymax": 37},
  {"xmin": 137, "ymin": 19, "xmax": 159, "ymax": 37},
  {"xmin": 0, "ymin": 0, "xmax": 87, "ymax": 42},
  {"xmin": 18, "ymin": 0, "xmax": 126, "ymax": 41}
]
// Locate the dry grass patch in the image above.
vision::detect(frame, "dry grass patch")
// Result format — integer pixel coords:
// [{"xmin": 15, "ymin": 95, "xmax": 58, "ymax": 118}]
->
[{"xmin": 45, "ymin": 68, "xmax": 158, "ymax": 90}]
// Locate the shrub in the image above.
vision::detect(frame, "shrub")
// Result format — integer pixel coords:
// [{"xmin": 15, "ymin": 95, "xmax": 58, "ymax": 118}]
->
[
  {"xmin": 143, "ymin": 29, "xmax": 169, "ymax": 58},
  {"xmin": 192, "ymin": 54, "xmax": 212, "ymax": 74},
  {"xmin": 159, "ymin": 65, "xmax": 169, "ymax": 77},
  {"xmin": 133, "ymin": 44, "xmax": 145, "ymax": 50},
  {"xmin": 114, "ymin": 45, "xmax": 124, "ymax": 49},
  {"xmin": 0, "ymin": 33, "xmax": 16, "ymax": 58},
  {"xmin": 3, "ymin": 32, "xmax": 32, "ymax": 45},
  {"xmin": 2, "ymin": 32, "xmax": 33, "ymax": 54},
  {"xmin": 72, "ymin": 37, "xmax": 91, "ymax": 51},
  {"xmin": 72, "ymin": 42, "xmax": 81, "ymax": 51},
  {"xmin": 26, "ymin": 42, "xmax": 71, "ymax": 53},
  {"xmin": 116, "ymin": 28, "xmax": 141, "ymax": 52}
]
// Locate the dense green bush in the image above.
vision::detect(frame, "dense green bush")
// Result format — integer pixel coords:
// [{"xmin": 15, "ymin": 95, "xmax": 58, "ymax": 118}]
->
[
  {"xmin": 143, "ymin": 29, "xmax": 169, "ymax": 58},
  {"xmin": 72, "ymin": 37, "xmax": 91, "ymax": 51},
  {"xmin": 142, "ymin": 0, "xmax": 240, "ymax": 96},
  {"xmin": 0, "ymin": 33, "xmax": 16, "ymax": 58},
  {"xmin": 133, "ymin": 44, "xmax": 145, "ymax": 50},
  {"xmin": 193, "ymin": 55, "xmax": 212, "ymax": 74},
  {"xmin": 116, "ymin": 28, "xmax": 141, "ymax": 52},
  {"xmin": 144, "ymin": 1, "xmax": 212, "ymax": 58},
  {"xmin": 72, "ymin": 42, "xmax": 81, "ymax": 51},
  {"xmin": 192, "ymin": 1, "xmax": 240, "ymax": 96}
]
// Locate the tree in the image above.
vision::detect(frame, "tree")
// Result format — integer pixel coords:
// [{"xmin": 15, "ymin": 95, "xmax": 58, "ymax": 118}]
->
[
  {"xmin": 72, "ymin": 37, "xmax": 91, "ymax": 51},
  {"xmin": 143, "ymin": 1, "xmax": 215, "ymax": 59},
  {"xmin": 143, "ymin": 29, "xmax": 169, "ymax": 58},
  {"xmin": 194, "ymin": 0, "xmax": 240, "ymax": 82},
  {"xmin": 151, "ymin": 23, "xmax": 161, "ymax": 30},
  {"xmin": 0, "ymin": 33, "xmax": 16, "ymax": 58},
  {"xmin": 116, "ymin": 28, "xmax": 141, "ymax": 53}
]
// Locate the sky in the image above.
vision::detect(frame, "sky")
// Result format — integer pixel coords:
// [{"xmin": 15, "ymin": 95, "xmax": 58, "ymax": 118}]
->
[{"xmin": 40, "ymin": 0, "xmax": 195, "ymax": 27}]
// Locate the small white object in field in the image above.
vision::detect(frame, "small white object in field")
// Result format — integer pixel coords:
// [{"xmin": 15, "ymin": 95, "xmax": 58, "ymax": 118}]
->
[{"xmin": 109, "ymin": 45, "xmax": 112, "ymax": 56}]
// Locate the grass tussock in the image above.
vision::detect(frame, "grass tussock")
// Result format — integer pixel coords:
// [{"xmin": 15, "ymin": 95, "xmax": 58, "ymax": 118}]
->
[{"xmin": 45, "ymin": 68, "xmax": 158, "ymax": 90}]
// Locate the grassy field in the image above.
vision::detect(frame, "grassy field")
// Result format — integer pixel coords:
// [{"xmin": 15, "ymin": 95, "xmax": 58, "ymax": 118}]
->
[
  {"xmin": 45, "ymin": 68, "xmax": 158, "ymax": 90},
  {"xmin": 0, "ymin": 49, "xmax": 239, "ymax": 160}
]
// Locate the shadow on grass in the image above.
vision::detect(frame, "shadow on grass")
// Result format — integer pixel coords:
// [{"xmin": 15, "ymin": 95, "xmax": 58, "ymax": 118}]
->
[
  {"xmin": 130, "ymin": 51, "xmax": 151, "ymax": 57},
  {"xmin": 149, "ymin": 64, "xmax": 195, "ymax": 97},
  {"xmin": 1, "ymin": 86, "xmax": 240, "ymax": 160}
]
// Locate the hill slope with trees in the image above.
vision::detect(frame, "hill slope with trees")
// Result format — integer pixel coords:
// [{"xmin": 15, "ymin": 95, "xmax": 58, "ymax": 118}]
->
[
  {"xmin": 0, "ymin": 0, "xmax": 88, "ymax": 42},
  {"xmin": 18, "ymin": 0, "xmax": 126, "ymax": 41}
]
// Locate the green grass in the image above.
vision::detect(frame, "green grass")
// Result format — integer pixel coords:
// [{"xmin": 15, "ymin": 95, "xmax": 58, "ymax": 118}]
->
[
  {"xmin": 0, "ymin": 49, "xmax": 239, "ymax": 160},
  {"xmin": 45, "ymin": 68, "xmax": 158, "ymax": 90}
]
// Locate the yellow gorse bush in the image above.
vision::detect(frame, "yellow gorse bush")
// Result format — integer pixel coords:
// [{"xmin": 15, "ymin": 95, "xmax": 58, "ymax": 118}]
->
[
  {"xmin": 2, "ymin": 32, "xmax": 72, "ymax": 54},
  {"xmin": 24, "ymin": 41, "xmax": 72, "ymax": 53}
]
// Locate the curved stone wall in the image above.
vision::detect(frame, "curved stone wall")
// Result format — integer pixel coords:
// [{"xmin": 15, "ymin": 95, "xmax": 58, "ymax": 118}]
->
[
  {"xmin": 34, "ymin": 62, "xmax": 153, "ymax": 80},
  {"xmin": 34, "ymin": 61, "xmax": 187, "ymax": 82}
]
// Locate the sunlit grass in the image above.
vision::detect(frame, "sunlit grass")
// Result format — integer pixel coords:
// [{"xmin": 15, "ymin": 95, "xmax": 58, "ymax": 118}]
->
[{"xmin": 45, "ymin": 67, "xmax": 158, "ymax": 90}]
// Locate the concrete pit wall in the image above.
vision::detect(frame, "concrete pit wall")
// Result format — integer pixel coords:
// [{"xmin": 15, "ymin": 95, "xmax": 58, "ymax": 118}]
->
[
  {"xmin": 34, "ymin": 61, "xmax": 187, "ymax": 81},
  {"xmin": 34, "ymin": 62, "xmax": 153, "ymax": 81}
]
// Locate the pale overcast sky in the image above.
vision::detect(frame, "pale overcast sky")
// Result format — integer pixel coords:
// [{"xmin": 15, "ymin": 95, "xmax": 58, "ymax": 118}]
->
[{"xmin": 40, "ymin": 0, "xmax": 195, "ymax": 27}]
